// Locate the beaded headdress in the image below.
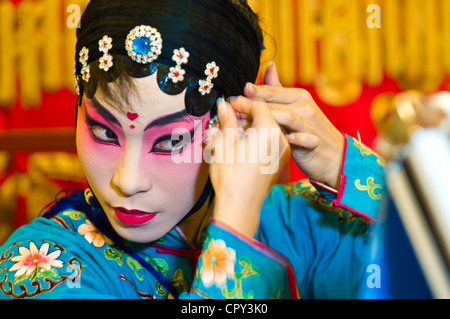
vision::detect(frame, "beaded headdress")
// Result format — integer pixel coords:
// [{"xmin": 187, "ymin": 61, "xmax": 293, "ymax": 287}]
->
[
  {"xmin": 74, "ymin": 25, "xmax": 220, "ymax": 97},
  {"xmin": 74, "ymin": 0, "xmax": 263, "ymax": 116}
]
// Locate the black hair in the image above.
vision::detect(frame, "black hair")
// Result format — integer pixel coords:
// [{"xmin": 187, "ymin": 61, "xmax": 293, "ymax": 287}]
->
[{"xmin": 75, "ymin": 0, "xmax": 264, "ymax": 117}]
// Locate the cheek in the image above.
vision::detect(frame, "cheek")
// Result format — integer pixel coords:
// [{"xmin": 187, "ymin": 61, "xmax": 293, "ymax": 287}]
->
[
  {"xmin": 144, "ymin": 153, "xmax": 209, "ymax": 205},
  {"xmin": 146, "ymin": 155, "xmax": 206, "ymax": 186},
  {"xmin": 76, "ymin": 119, "xmax": 120, "ymax": 185}
]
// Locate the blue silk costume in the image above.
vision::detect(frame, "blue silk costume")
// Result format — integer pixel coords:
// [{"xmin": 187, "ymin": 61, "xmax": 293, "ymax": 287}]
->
[{"xmin": 0, "ymin": 135, "xmax": 384, "ymax": 299}]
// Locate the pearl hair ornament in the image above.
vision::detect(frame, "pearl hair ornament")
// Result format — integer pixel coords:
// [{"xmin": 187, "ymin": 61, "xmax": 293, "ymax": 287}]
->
[{"xmin": 75, "ymin": 25, "xmax": 220, "ymax": 96}]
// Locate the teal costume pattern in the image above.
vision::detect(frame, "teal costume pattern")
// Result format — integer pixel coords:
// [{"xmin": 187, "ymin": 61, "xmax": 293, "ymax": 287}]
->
[{"xmin": 0, "ymin": 134, "xmax": 384, "ymax": 299}]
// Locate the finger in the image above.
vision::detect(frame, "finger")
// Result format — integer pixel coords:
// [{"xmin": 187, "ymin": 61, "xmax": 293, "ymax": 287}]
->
[
  {"xmin": 244, "ymin": 83, "xmax": 312, "ymax": 105},
  {"xmin": 238, "ymin": 118, "xmax": 252, "ymax": 131},
  {"xmin": 264, "ymin": 62, "xmax": 282, "ymax": 87},
  {"xmin": 227, "ymin": 96, "xmax": 278, "ymax": 128},
  {"xmin": 271, "ymin": 109, "xmax": 313, "ymax": 134},
  {"xmin": 234, "ymin": 111, "xmax": 249, "ymax": 120},
  {"xmin": 268, "ymin": 103, "xmax": 322, "ymax": 126},
  {"xmin": 287, "ymin": 132, "xmax": 320, "ymax": 150},
  {"xmin": 217, "ymin": 98, "xmax": 238, "ymax": 131}
]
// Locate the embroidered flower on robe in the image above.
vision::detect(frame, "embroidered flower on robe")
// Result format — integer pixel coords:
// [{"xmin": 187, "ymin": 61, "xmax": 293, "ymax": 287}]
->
[
  {"xmin": 78, "ymin": 219, "xmax": 113, "ymax": 248},
  {"xmin": 200, "ymin": 239, "xmax": 236, "ymax": 288},
  {"xmin": 8, "ymin": 242, "xmax": 64, "ymax": 277}
]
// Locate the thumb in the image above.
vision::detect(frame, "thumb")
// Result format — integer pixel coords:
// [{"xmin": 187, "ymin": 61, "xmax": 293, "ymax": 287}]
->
[
  {"xmin": 217, "ymin": 98, "xmax": 238, "ymax": 130},
  {"xmin": 264, "ymin": 62, "xmax": 282, "ymax": 87}
]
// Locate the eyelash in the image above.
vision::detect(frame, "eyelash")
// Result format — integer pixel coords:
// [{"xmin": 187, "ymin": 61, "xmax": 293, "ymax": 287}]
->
[
  {"xmin": 151, "ymin": 129, "xmax": 195, "ymax": 154},
  {"xmin": 88, "ymin": 121, "xmax": 120, "ymax": 146},
  {"xmin": 86, "ymin": 116, "xmax": 195, "ymax": 154}
]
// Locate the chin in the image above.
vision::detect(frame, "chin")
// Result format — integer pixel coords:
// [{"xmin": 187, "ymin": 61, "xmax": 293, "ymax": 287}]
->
[
  {"xmin": 108, "ymin": 214, "xmax": 181, "ymax": 244},
  {"xmin": 111, "ymin": 224, "xmax": 165, "ymax": 243}
]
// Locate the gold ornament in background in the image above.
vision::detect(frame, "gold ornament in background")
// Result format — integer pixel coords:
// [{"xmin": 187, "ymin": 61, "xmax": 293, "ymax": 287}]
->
[
  {"xmin": 0, "ymin": 152, "xmax": 85, "ymax": 243},
  {"xmin": 249, "ymin": 0, "xmax": 449, "ymax": 106},
  {"xmin": 0, "ymin": 0, "xmax": 15, "ymax": 107},
  {"xmin": 0, "ymin": 0, "xmax": 88, "ymax": 109},
  {"xmin": 0, "ymin": 152, "xmax": 10, "ymax": 177},
  {"xmin": 370, "ymin": 90, "xmax": 450, "ymax": 159}
]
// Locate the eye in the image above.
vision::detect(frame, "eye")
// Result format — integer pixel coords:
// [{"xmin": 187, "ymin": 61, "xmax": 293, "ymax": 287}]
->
[
  {"xmin": 89, "ymin": 124, "xmax": 119, "ymax": 145},
  {"xmin": 151, "ymin": 130, "xmax": 193, "ymax": 154}
]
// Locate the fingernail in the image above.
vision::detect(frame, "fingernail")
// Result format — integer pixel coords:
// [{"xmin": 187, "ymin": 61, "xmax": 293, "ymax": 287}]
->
[
  {"xmin": 217, "ymin": 98, "xmax": 227, "ymax": 117},
  {"xmin": 287, "ymin": 134, "xmax": 295, "ymax": 142},
  {"xmin": 245, "ymin": 82, "xmax": 256, "ymax": 96}
]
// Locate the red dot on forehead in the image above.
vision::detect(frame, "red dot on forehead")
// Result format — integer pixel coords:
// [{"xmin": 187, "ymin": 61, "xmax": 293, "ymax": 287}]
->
[
  {"xmin": 130, "ymin": 125, "xmax": 135, "ymax": 129},
  {"xmin": 127, "ymin": 112, "xmax": 139, "ymax": 121}
]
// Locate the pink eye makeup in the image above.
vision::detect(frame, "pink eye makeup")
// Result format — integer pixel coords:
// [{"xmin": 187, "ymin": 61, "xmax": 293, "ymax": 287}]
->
[
  {"xmin": 151, "ymin": 127, "xmax": 196, "ymax": 154},
  {"xmin": 84, "ymin": 107, "xmax": 121, "ymax": 146},
  {"xmin": 82, "ymin": 97, "xmax": 207, "ymax": 156}
]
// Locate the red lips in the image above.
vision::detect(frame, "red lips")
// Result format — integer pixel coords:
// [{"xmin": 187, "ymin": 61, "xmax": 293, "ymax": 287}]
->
[{"xmin": 114, "ymin": 207, "xmax": 157, "ymax": 226}]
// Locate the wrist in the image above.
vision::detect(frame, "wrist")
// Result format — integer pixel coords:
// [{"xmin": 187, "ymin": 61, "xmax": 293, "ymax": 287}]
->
[
  {"xmin": 213, "ymin": 198, "xmax": 262, "ymax": 237},
  {"xmin": 322, "ymin": 132, "xmax": 345, "ymax": 189}
]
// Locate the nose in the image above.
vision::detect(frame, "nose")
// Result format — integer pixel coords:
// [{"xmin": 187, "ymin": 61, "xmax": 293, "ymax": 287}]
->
[{"xmin": 111, "ymin": 147, "xmax": 152, "ymax": 197}]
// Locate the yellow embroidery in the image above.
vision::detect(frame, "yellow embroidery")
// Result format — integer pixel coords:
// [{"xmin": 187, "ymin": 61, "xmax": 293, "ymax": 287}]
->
[
  {"xmin": 352, "ymin": 137, "xmax": 386, "ymax": 167},
  {"xmin": 355, "ymin": 177, "xmax": 383, "ymax": 200},
  {"xmin": 285, "ymin": 180, "xmax": 356, "ymax": 222},
  {"xmin": 84, "ymin": 188, "xmax": 94, "ymax": 205},
  {"xmin": 170, "ymin": 268, "xmax": 189, "ymax": 295}
]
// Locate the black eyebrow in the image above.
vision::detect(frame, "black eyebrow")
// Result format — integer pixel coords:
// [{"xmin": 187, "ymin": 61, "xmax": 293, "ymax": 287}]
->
[
  {"xmin": 144, "ymin": 110, "xmax": 193, "ymax": 131},
  {"xmin": 86, "ymin": 97, "xmax": 122, "ymax": 127}
]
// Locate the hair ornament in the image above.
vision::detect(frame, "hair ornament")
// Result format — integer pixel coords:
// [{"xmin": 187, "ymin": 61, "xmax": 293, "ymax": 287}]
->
[
  {"xmin": 73, "ymin": 62, "xmax": 81, "ymax": 95},
  {"xmin": 202, "ymin": 114, "xmax": 220, "ymax": 144},
  {"xmin": 98, "ymin": 35, "xmax": 113, "ymax": 72},
  {"xmin": 125, "ymin": 25, "xmax": 162, "ymax": 64},
  {"xmin": 199, "ymin": 62, "xmax": 219, "ymax": 95},
  {"xmin": 79, "ymin": 47, "xmax": 90, "ymax": 82},
  {"xmin": 168, "ymin": 47, "xmax": 189, "ymax": 83}
]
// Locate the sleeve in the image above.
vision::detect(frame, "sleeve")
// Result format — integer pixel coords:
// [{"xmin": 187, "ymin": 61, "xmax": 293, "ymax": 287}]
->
[
  {"xmin": 258, "ymin": 134, "xmax": 385, "ymax": 299},
  {"xmin": 310, "ymin": 134, "xmax": 385, "ymax": 222},
  {"xmin": 0, "ymin": 217, "xmax": 137, "ymax": 299},
  {"xmin": 179, "ymin": 219, "xmax": 299, "ymax": 299}
]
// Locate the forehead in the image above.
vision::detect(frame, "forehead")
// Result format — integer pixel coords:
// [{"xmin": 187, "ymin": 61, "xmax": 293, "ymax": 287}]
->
[{"xmin": 94, "ymin": 73, "xmax": 186, "ymax": 122}]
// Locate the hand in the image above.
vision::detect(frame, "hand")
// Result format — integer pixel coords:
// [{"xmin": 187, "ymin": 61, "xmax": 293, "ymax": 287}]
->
[
  {"xmin": 244, "ymin": 62, "xmax": 345, "ymax": 189},
  {"xmin": 208, "ymin": 97, "xmax": 289, "ymax": 237}
]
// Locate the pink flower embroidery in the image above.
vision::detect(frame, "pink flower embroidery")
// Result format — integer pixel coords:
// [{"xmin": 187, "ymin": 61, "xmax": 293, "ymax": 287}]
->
[
  {"xmin": 78, "ymin": 219, "xmax": 113, "ymax": 248},
  {"xmin": 8, "ymin": 242, "xmax": 64, "ymax": 277},
  {"xmin": 200, "ymin": 239, "xmax": 236, "ymax": 287}
]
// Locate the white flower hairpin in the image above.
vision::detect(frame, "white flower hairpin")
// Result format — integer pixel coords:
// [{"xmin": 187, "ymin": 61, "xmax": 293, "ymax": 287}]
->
[
  {"xmin": 168, "ymin": 47, "xmax": 190, "ymax": 83},
  {"xmin": 73, "ymin": 62, "xmax": 80, "ymax": 95},
  {"xmin": 75, "ymin": 25, "xmax": 221, "ymax": 99},
  {"xmin": 98, "ymin": 35, "xmax": 113, "ymax": 72},
  {"xmin": 199, "ymin": 62, "xmax": 219, "ymax": 95},
  {"xmin": 79, "ymin": 47, "xmax": 90, "ymax": 82}
]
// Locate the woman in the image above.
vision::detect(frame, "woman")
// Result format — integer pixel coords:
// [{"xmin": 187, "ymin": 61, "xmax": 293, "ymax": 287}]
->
[{"xmin": 0, "ymin": 0, "xmax": 383, "ymax": 299}]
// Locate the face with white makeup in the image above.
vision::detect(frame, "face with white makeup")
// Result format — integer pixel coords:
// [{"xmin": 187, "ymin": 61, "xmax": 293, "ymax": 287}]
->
[{"xmin": 76, "ymin": 73, "xmax": 211, "ymax": 243}]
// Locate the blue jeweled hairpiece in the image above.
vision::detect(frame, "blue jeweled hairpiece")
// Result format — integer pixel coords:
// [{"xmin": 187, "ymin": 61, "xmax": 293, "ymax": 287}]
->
[{"xmin": 125, "ymin": 25, "xmax": 163, "ymax": 64}]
